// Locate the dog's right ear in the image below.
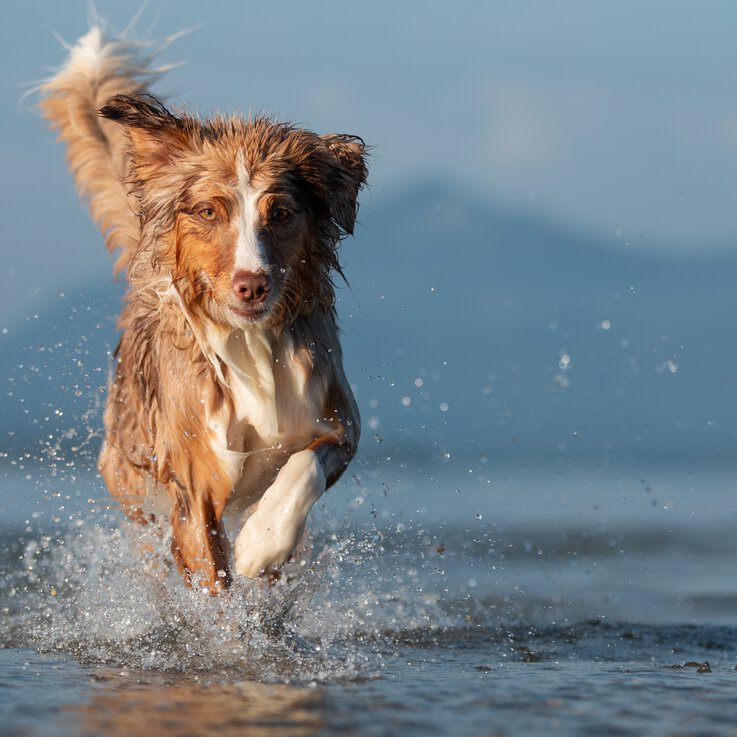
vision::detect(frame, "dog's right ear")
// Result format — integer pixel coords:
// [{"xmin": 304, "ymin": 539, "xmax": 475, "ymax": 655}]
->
[{"xmin": 100, "ymin": 94, "xmax": 193, "ymax": 169}]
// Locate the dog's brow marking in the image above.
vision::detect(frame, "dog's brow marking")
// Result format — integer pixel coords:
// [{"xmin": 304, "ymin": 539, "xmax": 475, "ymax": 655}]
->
[
  {"xmin": 236, "ymin": 151, "xmax": 250, "ymax": 188},
  {"xmin": 235, "ymin": 152, "xmax": 266, "ymax": 272}
]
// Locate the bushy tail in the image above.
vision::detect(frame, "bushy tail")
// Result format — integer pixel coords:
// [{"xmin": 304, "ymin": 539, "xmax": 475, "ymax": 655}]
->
[{"xmin": 39, "ymin": 26, "xmax": 175, "ymax": 275}]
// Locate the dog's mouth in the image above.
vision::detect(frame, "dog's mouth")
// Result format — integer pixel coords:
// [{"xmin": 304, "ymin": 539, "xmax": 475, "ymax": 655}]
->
[{"xmin": 228, "ymin": 303, "xmax": 271, "ymax": 323}]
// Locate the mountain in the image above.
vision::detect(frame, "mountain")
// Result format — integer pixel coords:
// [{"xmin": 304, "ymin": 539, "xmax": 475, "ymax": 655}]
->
[
  {"xmin": 2, "ymin": 183, "xmax": 736, "ymax": 466},
  {"xmin": 342, "ymin": 183, "xmax": 737, "ymax": 462}
]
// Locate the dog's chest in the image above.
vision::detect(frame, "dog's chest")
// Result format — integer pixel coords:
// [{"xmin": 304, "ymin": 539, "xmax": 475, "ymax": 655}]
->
[
  {"xmin": 206, "ymin": 327, "xmax": 329, "ymax": 502},
  {"xmin": 225, "ymin": 328, "xmax": 324, "ymax": 440}
]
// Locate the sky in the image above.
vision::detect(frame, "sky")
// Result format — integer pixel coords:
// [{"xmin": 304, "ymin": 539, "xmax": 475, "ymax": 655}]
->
[{"xmin": 2, "ymin": 0, "xmax": 737, "ymax": 328}]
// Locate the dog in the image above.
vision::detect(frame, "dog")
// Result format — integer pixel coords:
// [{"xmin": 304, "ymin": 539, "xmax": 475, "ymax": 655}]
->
[{"xmin": 40, "ymin": 26, "xmax": 367, "ymax": 592}]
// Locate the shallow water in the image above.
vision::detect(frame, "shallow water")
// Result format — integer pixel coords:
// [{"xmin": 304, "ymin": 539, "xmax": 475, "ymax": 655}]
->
[{"xmin": 1, "ymin": 460, "xmax": 737, "ymax": 736}]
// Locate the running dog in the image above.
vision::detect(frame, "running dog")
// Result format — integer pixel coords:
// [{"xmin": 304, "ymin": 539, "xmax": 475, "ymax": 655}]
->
[{"xmin": 40, "ymin": 26, "xmax": 367, "ymax": 592}]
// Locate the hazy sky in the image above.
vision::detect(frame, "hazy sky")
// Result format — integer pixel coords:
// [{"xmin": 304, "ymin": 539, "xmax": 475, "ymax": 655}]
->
[{"xmin": 3, "ymin": 1, "xmax": 737, "ymax": 327}]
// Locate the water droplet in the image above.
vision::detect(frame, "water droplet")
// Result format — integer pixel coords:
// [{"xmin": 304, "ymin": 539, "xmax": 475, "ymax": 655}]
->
[
  {"xmin": 553, "ymin": 373, "xmax": 570, "ymax": 388},
  {"xmin": 656, "ymin": 357, "xmax": 678, "ymax": 374}
]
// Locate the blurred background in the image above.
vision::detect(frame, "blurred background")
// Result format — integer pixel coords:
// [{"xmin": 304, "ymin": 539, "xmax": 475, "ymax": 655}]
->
[{"xmin": 2, "ymin": 1, "xmax": 736, "ymax": 516}]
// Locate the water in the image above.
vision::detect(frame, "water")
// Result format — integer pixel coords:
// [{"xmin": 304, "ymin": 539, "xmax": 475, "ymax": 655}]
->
[{"xmin": 1, "ymin": 459, "xmax": 737, "ymax": 736}]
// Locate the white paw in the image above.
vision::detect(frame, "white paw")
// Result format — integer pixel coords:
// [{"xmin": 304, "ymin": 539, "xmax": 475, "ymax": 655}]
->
[{"xmin": 234, "ymin": 450, "xmax": 325, "ymax": 578}]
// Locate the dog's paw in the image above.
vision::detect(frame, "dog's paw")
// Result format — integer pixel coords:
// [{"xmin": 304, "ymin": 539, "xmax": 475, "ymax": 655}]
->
[
  {"xmin": 233, "ymin": 449, "xmax": 325, "ymax": 578},
  {"xmin": 233, "ymin": 511, "xmax": 296, "ymax": 578}
]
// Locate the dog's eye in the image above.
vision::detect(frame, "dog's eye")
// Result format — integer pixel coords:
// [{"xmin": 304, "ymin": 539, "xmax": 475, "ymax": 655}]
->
[
  {"xmin": 271, "ymin": 207, "xmax": 292, "ymax": 223},
  {"xmin": 199, "ymin": 207, "xmax": 218, "ymax": 221}
]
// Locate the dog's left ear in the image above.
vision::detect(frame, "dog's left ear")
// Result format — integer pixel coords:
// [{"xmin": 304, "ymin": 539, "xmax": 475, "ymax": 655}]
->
[
  {"xmin": 100, "ymin": 94, "xmax": 195, "ymax": 171},
  {"xmin": 319, "ymin": 134, "xmax": 369, "ymax": 236}
]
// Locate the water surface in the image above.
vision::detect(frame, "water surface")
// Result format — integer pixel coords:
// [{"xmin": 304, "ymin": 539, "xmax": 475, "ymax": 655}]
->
[{"xmin": 1, "ymin": 460, "xmax": 736, "ymax": 736}]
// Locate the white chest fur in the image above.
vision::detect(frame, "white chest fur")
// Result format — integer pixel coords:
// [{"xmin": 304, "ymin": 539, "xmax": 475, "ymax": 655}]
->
[{"xmin": 204, "ymin": 325, "xmax": 330, "ymax": 507}]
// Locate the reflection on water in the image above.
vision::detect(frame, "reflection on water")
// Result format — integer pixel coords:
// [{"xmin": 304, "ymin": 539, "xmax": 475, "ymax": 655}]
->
[{"xmin": 70, "ymin": 673, "xmax": 325, "ymax": 737}]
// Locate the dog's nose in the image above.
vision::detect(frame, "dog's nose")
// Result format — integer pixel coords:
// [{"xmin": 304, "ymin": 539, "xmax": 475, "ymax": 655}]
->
[{"xmin": 232, "ymin": 271, "xmax": 272, "ymax": 305}]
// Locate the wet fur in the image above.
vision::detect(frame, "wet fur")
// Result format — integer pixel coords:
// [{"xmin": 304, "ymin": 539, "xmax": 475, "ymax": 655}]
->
[{"xmin": 40, "ymin": 27, "xmax": 366, "ymax": 592}]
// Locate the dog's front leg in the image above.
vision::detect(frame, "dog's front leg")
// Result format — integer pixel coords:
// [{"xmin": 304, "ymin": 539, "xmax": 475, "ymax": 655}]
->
[
  {"xmin": 233, "ymin": 432, "xmax": 350, "ymax": 578},
  {"xmin": 163, "ymin": 429, "xmax": 235, "ymax": 593},
  {"xmin": 171, "ymin": 494, "xmax": 231, "ymax": 592}
]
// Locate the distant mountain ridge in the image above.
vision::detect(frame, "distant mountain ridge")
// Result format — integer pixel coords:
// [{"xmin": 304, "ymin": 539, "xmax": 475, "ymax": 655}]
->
[{"xmin": 2, "ymin": 183, "xmax": 735, "ymax": 465}]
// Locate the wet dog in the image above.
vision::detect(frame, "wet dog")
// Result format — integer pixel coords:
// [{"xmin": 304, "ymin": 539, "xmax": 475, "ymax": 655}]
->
[{"xmin": 40, "ymin": 26, "xmax": 366, "ymax": 592}]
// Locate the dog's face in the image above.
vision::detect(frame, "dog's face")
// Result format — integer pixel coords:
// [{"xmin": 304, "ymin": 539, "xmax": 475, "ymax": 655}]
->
[
  {"xmin": 171, "ymin": 153, "xmax": 315, "ymax": 328},
  {"xmin": 101, "ymin": 96, "xmax": 367, "ymax": 328}
]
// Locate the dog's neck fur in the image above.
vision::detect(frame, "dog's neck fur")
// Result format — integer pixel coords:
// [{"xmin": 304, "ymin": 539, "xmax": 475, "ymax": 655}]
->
[{"xmin": 206, "ymin": 322, "xmax": 281, "ymax": 439}]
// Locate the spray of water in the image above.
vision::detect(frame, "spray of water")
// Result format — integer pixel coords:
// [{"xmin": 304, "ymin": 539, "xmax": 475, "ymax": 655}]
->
[{"xmin": 0, "ymin": 485, "xmax": 490, "ymax": 684}]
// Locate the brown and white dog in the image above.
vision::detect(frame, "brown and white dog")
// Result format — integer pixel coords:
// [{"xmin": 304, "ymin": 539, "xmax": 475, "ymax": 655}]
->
[{"xmin": 40, "ymin": 27, "xmax": 367, "ymax": 592}]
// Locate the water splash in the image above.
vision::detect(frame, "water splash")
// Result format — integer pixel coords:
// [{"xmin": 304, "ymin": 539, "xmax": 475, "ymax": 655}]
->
[
  {"xmin": 1, "ymin": 495, "xmax": 487, "ymax": 684},
  {"xmin": 0, "ymin": 513, "xmax": 381, "ymax": 682}
]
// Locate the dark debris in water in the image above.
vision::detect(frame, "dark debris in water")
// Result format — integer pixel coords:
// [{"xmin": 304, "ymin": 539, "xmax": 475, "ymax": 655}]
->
[{"xmin": 672, "ymin": 660, "xmax": 712, "ymax": 673}]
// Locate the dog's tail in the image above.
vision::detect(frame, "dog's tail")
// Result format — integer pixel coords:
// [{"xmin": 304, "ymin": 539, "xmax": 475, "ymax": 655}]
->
[{"xmin": 39, "ymin": 26, "xmax": 175, "ymax": 275}]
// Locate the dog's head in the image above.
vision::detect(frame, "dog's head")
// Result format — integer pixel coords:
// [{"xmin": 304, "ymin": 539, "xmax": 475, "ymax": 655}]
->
[{"xmin": 101, "ymin": 95, "xmax": 368, "ymax": 328}]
